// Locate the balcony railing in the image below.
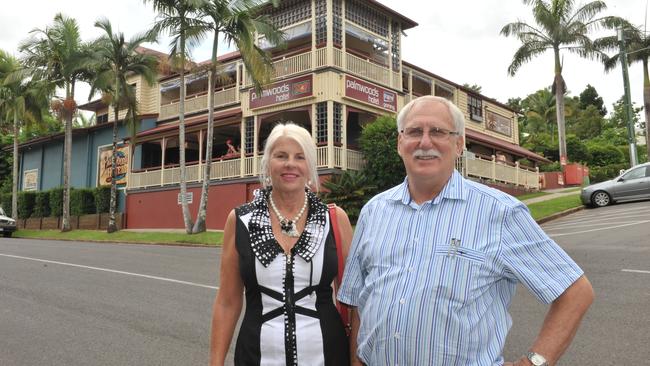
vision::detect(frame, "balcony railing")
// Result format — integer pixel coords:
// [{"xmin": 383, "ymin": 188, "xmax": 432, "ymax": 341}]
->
[
  {"xmin": 457, "ymin": 153, "xmax": 540, "ymax": 190},
  {"xmin": 129, "ymin": 147, "xmax": 366, "ymax": 190},
  {"xmin": 159, "ymin": 86, "xmax": 239, "ymax": 120},
  {"xmin": 129, "ymin": 148, "xmax": 538, "ymax": 191}
]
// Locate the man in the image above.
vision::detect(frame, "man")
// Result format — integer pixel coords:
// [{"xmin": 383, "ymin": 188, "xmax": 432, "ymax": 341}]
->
[{"xmin": 337, "ymin": 96, "xmax": 594, "ymax": 366}]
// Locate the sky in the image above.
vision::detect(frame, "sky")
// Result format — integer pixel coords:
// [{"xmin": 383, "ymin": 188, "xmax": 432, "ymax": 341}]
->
[{"xmin": 0, "ymin": 0, "xmax": 647, "ymax": 119}]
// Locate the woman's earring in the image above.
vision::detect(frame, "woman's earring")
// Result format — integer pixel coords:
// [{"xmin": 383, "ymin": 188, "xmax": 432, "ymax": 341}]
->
[
  {"xmin": 265, "ymin": 177, "xmax": 271, "ymax": 186},
  {"xmin": 306, "ymin": 180, "xmax": 312, "ymax": 187}
]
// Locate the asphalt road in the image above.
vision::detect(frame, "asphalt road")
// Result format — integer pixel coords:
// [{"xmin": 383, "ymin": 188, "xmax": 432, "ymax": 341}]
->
[{"xmin": 1, "ymin": 200, "xmax": 649, "ymax": 365}]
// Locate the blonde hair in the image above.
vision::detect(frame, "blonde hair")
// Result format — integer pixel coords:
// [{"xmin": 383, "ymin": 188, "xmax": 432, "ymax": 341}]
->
[{"xmin": 260, "ymin": 122, "xmax": 319, "ymax": 192}]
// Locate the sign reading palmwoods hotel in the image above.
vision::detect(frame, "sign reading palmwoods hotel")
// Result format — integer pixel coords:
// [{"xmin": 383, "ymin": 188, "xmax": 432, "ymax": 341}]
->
[
  {"xmin": 98, "ymin": 144, "xmax": 130, "ymax": 186},
  {"xmin": 249, "ymin": 74, "xmax": 313, "ymax": 109},
  {"xmin": 344, "ymin": 76, "xmax": 397, "ymax": 112}
]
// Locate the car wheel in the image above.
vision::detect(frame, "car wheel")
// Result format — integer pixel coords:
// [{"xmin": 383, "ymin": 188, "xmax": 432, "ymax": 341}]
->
[{"xmin": 591, "ymin": 191, "xmax": 611, "ymax": 207}]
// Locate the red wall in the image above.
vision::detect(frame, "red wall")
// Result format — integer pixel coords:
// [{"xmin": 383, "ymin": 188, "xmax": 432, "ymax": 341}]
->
[{"xmin": 126, "ymin": 183, "xmax": 249, "ymax": 230}]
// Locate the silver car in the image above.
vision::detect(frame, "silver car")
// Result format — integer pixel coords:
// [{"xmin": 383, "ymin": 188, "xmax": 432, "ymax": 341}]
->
[
  {"xmin": 581, "ymin": 162, "xmax": 650, "ymax": 207},
  {"xmin": 0, "ymin": 206, "xmax": 17, "ymax": 237}
]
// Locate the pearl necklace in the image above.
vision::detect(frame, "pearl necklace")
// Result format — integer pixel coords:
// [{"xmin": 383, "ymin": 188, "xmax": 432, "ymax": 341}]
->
[{"xmin": 269, "ymin": 191, "xmax": 308, "ymax": 237}]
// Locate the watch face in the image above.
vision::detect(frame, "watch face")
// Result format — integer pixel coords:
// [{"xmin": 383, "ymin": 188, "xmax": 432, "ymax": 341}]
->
[{"xmin": 529, "ymin": 353, "xmax": 547, "ymax": 365}]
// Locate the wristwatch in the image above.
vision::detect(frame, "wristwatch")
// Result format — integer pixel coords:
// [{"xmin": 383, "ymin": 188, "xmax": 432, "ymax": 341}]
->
[{"xmin": 526, "ymin": 351, "xmax": 548, "ymax": 366}]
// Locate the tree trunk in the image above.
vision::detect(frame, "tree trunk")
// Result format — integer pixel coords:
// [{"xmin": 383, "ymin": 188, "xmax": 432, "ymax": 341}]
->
[
  {"xmin": 643, "ymin": 59, "xmax": 650, "ymax": 161},
  {"xmin": 107, "ymin": 77, "xmax": 120, "ymax": 233},
  {"xmin": 12, "ymin": 113, "xmax": 18, "ymax": 221},
  {"xmin": 178, "ymin": 34, "xmax": 194, "ymax": 233},
  {"xmin": 553, "ymin": 49, "xmax": 567, "ymax": 168},
  {"xmin": 192, "ymin": 34, "xmax": 220, "ymax": 234},
  {"xmin": 61, "ymin": 87, "xmax": 73, "ymax": 232}
]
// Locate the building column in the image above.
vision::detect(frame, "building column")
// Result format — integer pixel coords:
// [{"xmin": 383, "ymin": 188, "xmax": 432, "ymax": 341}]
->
[
  {"xmin": 160, "ymin": 137, "xmax": 166, "ymax": 186},
  {"xmin": 240, "ymin": 117, "xmax": 246, "ymax": 178},
  {"xmin": 253, "ymin": 115, "xmax": 259, "ymax": 176},
  {"xmin": 326, "ymin": 0, "xmax": 333, "ymax": 66},
  {"xmin": 198, "ymin": 129, "xmax": 204, "ymax": 182},
  {"xmin": 342, "ymin": 104, "xmax": 348, "ymax": 170}
]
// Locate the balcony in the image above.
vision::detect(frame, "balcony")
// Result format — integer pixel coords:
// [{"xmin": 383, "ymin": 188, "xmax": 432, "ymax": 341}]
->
[
  {"xmin": 456, "ymin": 153, "xmax": 540, "ymax": 190},
  {"xmin": 159, "ymin": 86, "xmax": 238, "ymax": 120},
  {"xmin": 128, "ymin": 146, "xmax": 366, "ymax": 190}
]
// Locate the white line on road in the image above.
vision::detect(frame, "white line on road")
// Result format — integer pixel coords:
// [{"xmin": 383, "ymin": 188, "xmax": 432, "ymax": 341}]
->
[
  {"xmin": 547, "ymin": 220, "xmax": 650, "ymax": 237},
  {"xmin": 622, "ymin": 269, "xmax": 650, "ymax": 275},
  {"xmin": 544, "ymin": 209, "xmax": 650, "ymax": 228},
  {"xmin": 0, "ymin": 253, "xmax": 219, "ymax": 290}
]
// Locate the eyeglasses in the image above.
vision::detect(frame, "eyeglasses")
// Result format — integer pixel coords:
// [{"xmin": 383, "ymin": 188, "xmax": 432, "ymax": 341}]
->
[{"xmin": 400, "ymin": 126, "xmax": 460, "ymax": 141}]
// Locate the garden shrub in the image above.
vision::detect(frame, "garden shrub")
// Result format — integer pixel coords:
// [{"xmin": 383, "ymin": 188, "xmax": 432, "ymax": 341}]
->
[
  {"xmin": 17, "ymin": 191, "xmax": 36, "ymax": 219},
  {"xmin": 70, "ymin": 188, "xmax": 96, "ymax": 216},
  {"xmin": 33, "ymin": 191, "xmax": 51, "ymax": 218},
  {"xmin": 94, "ymin": 185, "xmax": 111, "ymax": 214},
  {"xmin": 49, "ymin": 187, "xmax": 64, "ymax": 217}
]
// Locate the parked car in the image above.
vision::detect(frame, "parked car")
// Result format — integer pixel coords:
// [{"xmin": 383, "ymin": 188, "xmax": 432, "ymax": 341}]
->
[
  {"xmin": 581, "ymin": 162, "xmax": 650, "ymax": 207},
  {"xmin": 0, "ymin": 206, "xmax": 17, "ymax": 237}
]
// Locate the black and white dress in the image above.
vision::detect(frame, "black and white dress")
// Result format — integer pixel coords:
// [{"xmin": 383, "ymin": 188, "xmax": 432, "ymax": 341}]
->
[{"xmin": 233, "ymin": 188, "xmax": 349, "ymax": 366}]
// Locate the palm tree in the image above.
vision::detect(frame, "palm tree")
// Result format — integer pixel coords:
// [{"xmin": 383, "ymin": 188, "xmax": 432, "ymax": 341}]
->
[
  {"xmin": 191, "ymin": 0, "xmax": 283, "ymax": 233},
  {"xmin": 20, "ymin": 14, "xmax": 92, "ymax": 231},
  {"xmin": 90, "ymin": 18, "xmax": 159, "ymax": 233},
  {"xmin": 501, "ymin": 0, "xmax": 624, "ymax": 167},
  {"xmin": 596, "ymin": 24, "xmax": 650, "ymax": 160},
  {"xmin": 145, "ymin": 0, "xmax": 206, "ymax": 233},
  {"xmin": 0, "ymin": 50, "xmax": 51, "ymax": 220}
]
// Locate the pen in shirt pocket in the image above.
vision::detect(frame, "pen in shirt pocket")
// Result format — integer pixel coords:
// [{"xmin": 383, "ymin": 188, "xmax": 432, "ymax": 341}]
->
[{"xmin": 447, "ymin": 238, "xmax": 461, "ymax": 258}]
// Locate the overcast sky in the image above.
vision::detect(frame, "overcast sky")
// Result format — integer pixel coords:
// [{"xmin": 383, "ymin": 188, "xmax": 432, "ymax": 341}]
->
[{"xmin": 0, "ymin": 0, "xmax": 646, "ymax": 118}]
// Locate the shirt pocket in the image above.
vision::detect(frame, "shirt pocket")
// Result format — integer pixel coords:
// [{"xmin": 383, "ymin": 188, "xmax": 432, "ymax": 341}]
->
[{"xmin": 428, "ymin": 245, "xmax": 487, "ymax": 307}]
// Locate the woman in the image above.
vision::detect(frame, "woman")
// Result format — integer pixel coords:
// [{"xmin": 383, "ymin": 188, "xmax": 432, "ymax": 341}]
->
[{"xmin": 209, "ymin": 123, "xmax": 353, "ymax": 366}]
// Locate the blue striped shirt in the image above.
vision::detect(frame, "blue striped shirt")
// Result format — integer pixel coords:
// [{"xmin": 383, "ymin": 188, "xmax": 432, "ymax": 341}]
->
[{"xmin": 337, "ymin": 171, "xmax": 583, "ymax": 366}]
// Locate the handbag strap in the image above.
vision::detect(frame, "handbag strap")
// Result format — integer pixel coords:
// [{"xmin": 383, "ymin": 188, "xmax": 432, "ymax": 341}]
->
[
  {"xmin": 327, "ymin": 203, "xmax": 344, "ymax": 287},
  {"xmin": 327, "ymin": 203, "xmax": 350, "ymax": 333}
]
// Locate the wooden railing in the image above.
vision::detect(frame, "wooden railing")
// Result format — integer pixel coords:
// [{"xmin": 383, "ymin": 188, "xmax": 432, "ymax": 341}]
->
[
  {"xmin": 159, "ymin": 86, "xmax": 238, "ymax": 120},
  {"xmin": 458, "ymin": 153, "xmax": 540, "ymax": 189}
]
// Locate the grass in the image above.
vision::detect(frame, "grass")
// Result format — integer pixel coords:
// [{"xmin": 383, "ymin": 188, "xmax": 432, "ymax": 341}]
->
[
  {"xmin": 13, "ymin": 229, "xmax": 223, "ymax": 246},
  {"xmin": 516, "ymin": 191, "xmax": 551, "ymax": 201},
  {"xmin": 526, "ymin": 194, "xmax": 583, "ymax": 221}
]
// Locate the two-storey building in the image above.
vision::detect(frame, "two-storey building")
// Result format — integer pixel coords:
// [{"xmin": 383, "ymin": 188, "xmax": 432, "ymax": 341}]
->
[{"xmin": 14, "ymin": 0, "xmax": 549, "ymax": 230}]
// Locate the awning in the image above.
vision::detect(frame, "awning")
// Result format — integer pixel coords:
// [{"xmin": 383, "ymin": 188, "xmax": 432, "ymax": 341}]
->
[{"xmin": 465, "ymin": 128, "xmax": 551, "ymax": 164}]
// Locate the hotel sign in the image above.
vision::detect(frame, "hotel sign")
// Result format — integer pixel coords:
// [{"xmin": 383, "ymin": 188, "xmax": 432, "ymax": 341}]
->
[
  {"xmin": 249, "ymin": 74, "xmax": 313, "ymax": 109},
  {"xmin": 98, "ymin": 144, "xmax": 130, "ymax": 186},
  {"xmin": 486, "ymin": 110, "xmax": 512, "ymax": 137},
  {"xmin": 344, "ymin": 76, "xmax": 397, "ymax": 113}
]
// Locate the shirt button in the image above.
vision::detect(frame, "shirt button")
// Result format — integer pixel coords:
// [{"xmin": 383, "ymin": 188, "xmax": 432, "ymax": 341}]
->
[
  {"xmin": 394, "ymin": 332, "xmax": 400, "ymax": 339},
  {"xmin": 399, "ymin": 298, "xmax": 405, "ymax": 304}
]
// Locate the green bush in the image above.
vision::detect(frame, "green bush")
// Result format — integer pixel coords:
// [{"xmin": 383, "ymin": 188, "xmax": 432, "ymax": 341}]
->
[
  {"xmin": 70, "ymin": 188, "xmax": 96, "ymax": 216},
  {"xmin": 0, "ymin": 192, "xmax": 11, "ymax": 217},
  {"xmin": 539, "ymin": 161, "xmax": 561, "ymax": 172},
  {"xmin": 33, "ymin": 191, "xmax": 51, "ymax": 218},
  {"xmin": 17, "ymin": 191, "xmax": 37, "ymax": 219},
  {"xmin": 49, "ymin": 187, "xmax": 64, "ymax": 217},
  {"xmin": 321, "ymin": 171, "xmax": 376, "ymax": 223},
  {"xmin": 94, "ymin": 185, "xmax": 111, "ymax": 213},
  {"xmin": 589, "ymin": 163, "xmax": 628, "ymax": 183},
  {"xmin": 359, "ymin": 115, "xmax": 404, "ymax": 193},
  {"xmin": 586, "ymin": 144, "xmax": 625, "ymax": 166}
]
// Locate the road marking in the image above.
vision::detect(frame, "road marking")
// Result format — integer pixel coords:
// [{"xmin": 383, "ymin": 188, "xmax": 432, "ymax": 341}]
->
[
  {"xmin": 0, "ymin": 253, "xmax": 219, "ymax": 290},
  {"xmin": 544, "ymin": 213, "xmax": 650, "ymax": 229},
  {"xmin": 622, "ymin": 269, "xmax": 650, "ymax": 275},
  {"xmin": 547, "ymin": 220, "xmax": 650, "ymax": 237},
  {"xmin": 545, "ymin": 209, "xmax": 650, "ymax": 228}
]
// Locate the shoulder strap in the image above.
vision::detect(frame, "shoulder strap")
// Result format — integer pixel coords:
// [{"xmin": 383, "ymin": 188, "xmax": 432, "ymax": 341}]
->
[
  {"xmin": 328, "ymin": 204, "xmax": 344, "ymax": 287},
  {"xmin": 327, "ymin": 203, "xmax": 350, "ymax": 334}
]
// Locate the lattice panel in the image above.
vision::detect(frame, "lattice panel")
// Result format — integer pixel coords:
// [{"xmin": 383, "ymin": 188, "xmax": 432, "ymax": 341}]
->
[
  {"xmin": 270, "ymin": 0, "xmax": 312, "ymax": 28},
  {"xmin": 345, "ymin": 0, "xmax": 388, "ymax": 37},
  {"xmin": 316, "ymin": 102, "xmax": 328, "ymax": 144}
]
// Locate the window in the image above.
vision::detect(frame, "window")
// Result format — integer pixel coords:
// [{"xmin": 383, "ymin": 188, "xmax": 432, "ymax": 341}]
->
[
  {"xmin": 333, "ymin": 103, "xmax": 342, "ymax": 145},
  {"xmin": 97, "ymin": 114, "xmax": 108, "ymax": 124},
  {"xmin": 316, "ymin": 102, "xmax": 327, "ymax": 144},
  {"xmin": 244, "ymin": 117, "xmax": 254, "ymax": 154},
  {"xmin": 315, "ymin": 0, "xmax": 327, "ymax": 45},
  {"xmin": 622, "ymin": 167, "xmax": 647, "ymax": 180},
  {"xmin": 468, "ymin": 94, "xmax": 483, "ymax": 122},
  {"xmin": 434, "ymin": 83, "xmax": 454, "ymax": 101}
]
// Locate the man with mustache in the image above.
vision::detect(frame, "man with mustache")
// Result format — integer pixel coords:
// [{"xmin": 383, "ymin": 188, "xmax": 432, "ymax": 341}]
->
[{"xmin": 337, "ymin": 96, "xmax": 594, "ymax": 366}]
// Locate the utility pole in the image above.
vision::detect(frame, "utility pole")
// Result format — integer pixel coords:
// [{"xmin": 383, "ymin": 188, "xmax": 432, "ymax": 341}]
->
[{"xmin": 618, "ymin": 28, "xmax": 639, "ymax": 167}]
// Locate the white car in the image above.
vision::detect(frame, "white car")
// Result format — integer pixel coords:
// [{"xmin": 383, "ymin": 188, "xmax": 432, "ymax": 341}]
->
[{"xmin": 0, "ymin": 207, "xmax": 17, "ymax": 237}]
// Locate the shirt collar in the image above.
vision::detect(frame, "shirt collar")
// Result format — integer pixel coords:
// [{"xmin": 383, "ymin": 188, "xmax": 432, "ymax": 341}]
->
[{"xmin": 389, "ymin": 169, "xmax": 467, "ymax": 206}]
